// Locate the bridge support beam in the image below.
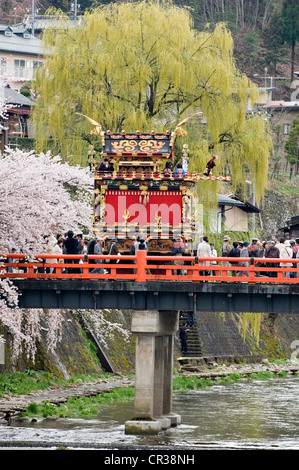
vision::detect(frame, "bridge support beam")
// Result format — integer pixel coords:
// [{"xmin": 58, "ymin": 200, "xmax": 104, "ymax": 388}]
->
[{"xmin": 125, "ymin": 310, "xmax": 181, "ymax": 434}]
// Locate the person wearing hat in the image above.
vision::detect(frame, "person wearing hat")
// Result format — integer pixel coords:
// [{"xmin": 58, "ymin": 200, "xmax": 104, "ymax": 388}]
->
[
  {"xmin": 221, "ymin": 235, "xmax": 232, "ymax": 256},
  {"xmin": 221, "ymin": 235, "xmax": 232, "ymax": 270}
]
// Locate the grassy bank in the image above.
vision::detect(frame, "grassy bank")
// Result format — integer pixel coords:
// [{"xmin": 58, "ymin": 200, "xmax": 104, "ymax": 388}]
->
[
  {"xmin": 173, "ymin": 369, "xmax": 289, "ymax": 392},
  {"xmin": 0, "ymin": 370, "xmax": 102, "ymax": 398},
  {"xmin": 22, "ymin": 370, "xmax": 290, "ymax": 419},
  {"xmin": 0, "ymin": 368, "xmax": 295, "ymax": 420},
  {"xmin": 24, "ymin": 386, "xmax": 135, "ymax": 419}
]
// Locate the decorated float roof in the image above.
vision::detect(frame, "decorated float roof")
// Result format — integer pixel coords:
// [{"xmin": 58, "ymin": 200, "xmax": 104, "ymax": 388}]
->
[{"xmin": 101, "ymin": 130, "xmax": 174, "ymax": 158}]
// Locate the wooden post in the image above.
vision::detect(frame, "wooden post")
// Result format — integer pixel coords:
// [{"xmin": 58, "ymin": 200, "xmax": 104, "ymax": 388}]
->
[{"xmin": 135, "ymin": 249, "xmax": 147, "ymax": 282}]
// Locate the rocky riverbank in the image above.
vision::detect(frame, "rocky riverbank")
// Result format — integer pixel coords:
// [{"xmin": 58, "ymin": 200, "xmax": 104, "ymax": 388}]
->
[
  {"xmin": 1, "ymin": 358, "xmax": 299, "ymax": 425},
  {"xmin": 177, "ymin": 357, "xmax": 299, "ymax": 379}
]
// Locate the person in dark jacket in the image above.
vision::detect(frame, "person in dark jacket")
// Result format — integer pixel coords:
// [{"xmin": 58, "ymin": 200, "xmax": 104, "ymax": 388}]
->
[
  {"xmin": 138, "ymin": 238, "xmax": 147, "ymax": 250},
  {"xmin": 229, "ymin": 241, "xmax": 240, "ymax": 276},
  {"xmin": 247, "ymin": 238, "xmax": 260, "ymax": 257},
  {"xmin": 163, "ymin": 162, "xmax": 172, "ymax": 178},
  {"xmin": 265, "ymin": 241, "xmax": 280, "ymax": 277},
  {"xmin": 63, "ymin": 230, "xmax": 80, "ymax": 273},
  {"xmin": 106, "ymin": 238, "xmax": 120, "ymax": 272},
  {"xmin": 179, "ymin": 322, "xmax": 189, "ymax": 354},
  {"xmin": 171, "ymin": 238, "xmax": 185, "ymax": 275},
  {"xmin": 64, "ymin": 230, "xmax": 79, "ymax": 253},
  {"xmin": 98, "ymin": 159, "xmax": 109, "ymax": 172},
  {"xmin": 203, "ymin": 155, "xmax": 218, "ymax": 176}
]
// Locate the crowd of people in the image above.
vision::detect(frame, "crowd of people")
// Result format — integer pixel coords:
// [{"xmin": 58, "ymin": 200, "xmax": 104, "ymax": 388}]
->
[
  {"xmin": 41, "ymin": 231, "xmax": 122, "ymax": 274},
  {"xmin": 186, "ymin": 234, "xmax": 299, "ymax": 278},
  {"xmin": 168, "ymin": 233, "xmax": 299, "ymax": 278},
  {"xmin": 4, "ymin": 230, "xmax": 298, "ymax": 278},
  {"xmin": 42, "ymin": 232, "xmax": 150, "ymax": 274}
]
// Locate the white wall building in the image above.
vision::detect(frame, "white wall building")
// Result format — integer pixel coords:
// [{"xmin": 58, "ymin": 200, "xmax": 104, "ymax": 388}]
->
[{"xmin": 0, "ymin": 25, "xmax": 43, "ymax": 91}]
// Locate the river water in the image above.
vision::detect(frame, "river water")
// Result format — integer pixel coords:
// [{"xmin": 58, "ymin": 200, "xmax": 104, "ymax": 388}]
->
[{"xmin": 1, "ymin": 376, "xmax": 299, "ymax": 450}]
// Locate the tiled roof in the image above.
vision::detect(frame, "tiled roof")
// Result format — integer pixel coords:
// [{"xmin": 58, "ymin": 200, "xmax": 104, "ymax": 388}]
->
[
  {"xmin": 0, "ymin": 86, "xmax": 35, "ymax": 106},
  {"xmin": 0, "ymin": 29, "xmax": 42, "ymax": 56},
  {"xmin": 218, "ymin": 194, "xmax": 260, "ymax": 213}
]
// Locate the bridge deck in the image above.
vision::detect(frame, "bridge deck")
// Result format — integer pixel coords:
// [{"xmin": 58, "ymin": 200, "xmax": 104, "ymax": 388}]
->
[
  {"xmin": 1, "ymin": 251, "xmax": 299, "ymax": 283},
  {"xmin": 1, "ymin": 251, "xmax": 299, "ymax": 313},
  {"xmin": 9, "ymin": 279, "xmax": 299, "ymax": 313}
]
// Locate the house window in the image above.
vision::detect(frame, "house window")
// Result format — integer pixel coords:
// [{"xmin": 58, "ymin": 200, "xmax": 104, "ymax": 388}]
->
[
  {"xmin": 33, "ymin": 61, "xmax": 43, "ymax": 69},
  {"xmin": 283, "ymin": 123, "xmax": 291, "ymax": 135},
  {"xmin": 14, "ymin": 59, "xmax": 26, "ymax": 78},
  {"xmin": 32, "ymin": 60, "xmax": 43, "ymax": 78}
]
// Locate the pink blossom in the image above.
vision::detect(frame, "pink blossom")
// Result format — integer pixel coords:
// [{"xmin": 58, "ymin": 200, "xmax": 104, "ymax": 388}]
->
[{"xmin": 0, "ymin": 147, "xmax": 93, "ymax": 361}]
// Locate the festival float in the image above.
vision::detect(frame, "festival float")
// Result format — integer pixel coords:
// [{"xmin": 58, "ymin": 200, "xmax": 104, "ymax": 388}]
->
[{"xmin": 79, "ymin": 113, "xmax": 230, "ymax": 254}]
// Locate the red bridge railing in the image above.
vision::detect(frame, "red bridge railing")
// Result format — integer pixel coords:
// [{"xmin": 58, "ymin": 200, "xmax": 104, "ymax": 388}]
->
[{"xmin": 1, "ymin": 251, "xmax": 299, "ymax": 285}]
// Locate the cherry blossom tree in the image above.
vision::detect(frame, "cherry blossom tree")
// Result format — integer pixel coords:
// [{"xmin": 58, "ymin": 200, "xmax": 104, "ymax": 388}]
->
[
  {"xmin": 0, "ymin": 146, "xmax": 131, "ymax": 363},
  {"xmin": 0, "ymin": 147, "xmax": 93, "ymax": 361},
  {"xmin": 0, "ymin": 148, "xmax": 93, "ymax": 254},
  {"xmin": 0, "ymin": 76, "xmax": 10, "ymax": 133}
]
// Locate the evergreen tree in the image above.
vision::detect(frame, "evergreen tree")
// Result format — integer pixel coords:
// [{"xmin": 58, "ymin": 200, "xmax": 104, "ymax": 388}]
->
[
  {"xmin": 281, "ymin": 0, "xmax": 299, "ymax": 82},
  {"xmin": 285, "ymin": 114, "xmax": 299, "ymax": 176},
  {"xmin": 261, "ymin": 7, "xmax": 287, "ymax": 73}
]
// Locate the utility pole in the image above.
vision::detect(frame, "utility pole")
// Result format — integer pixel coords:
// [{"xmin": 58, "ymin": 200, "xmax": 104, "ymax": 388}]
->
[
  {"xmin": 31, "ymin": 0, "xmax": 35, "ymax": 37},
  {"xmin": 71, "ymin": 1, "xmax": 78, "ymax": 22}
]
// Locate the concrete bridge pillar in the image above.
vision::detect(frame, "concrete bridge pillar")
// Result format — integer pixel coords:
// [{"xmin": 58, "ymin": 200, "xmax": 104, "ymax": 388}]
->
[{"xmin": 125, "ymin": 310, "xmax": 181, "ymax": 434}]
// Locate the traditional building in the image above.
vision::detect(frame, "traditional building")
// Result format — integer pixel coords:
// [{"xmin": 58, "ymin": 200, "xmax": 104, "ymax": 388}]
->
[
  {"xmin": 0, "ymin": 24, "xmax": 43, "ymax": 91},
  {"xmin": 280, "ymin": 215, "xmax": 299, "ymax": 240},
  {"xmin": 0, "ymin": 85, "xmax": 35, "ymax": 152},
  {"xmin": 267, "ymin": 75, "xmax": 299, "ymax": 173},
  {"xmin": 217, "ymin": 194, "xmax": 260, "ymax": 233}
]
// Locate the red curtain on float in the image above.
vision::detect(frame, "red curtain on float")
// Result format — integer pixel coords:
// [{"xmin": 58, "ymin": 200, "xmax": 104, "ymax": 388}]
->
[{"xmin": 105, "ymin": 190, "xmax": 182, "ymax": 226}]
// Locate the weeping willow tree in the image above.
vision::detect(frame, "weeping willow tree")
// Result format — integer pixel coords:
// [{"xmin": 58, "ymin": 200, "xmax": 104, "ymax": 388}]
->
[
  {"xmin": 239, "ymin": 312, "xmax": 264, "ymax": 346},
  {"xmin": 33, "ymin": 0, "xmax": 271, "ymax": 202}
]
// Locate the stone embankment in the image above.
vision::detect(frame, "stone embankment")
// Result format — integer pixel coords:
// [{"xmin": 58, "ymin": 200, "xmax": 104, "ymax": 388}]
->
[{"xmin": 0, "ymin": 376, "xmax": 134, "ymax": 423}]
